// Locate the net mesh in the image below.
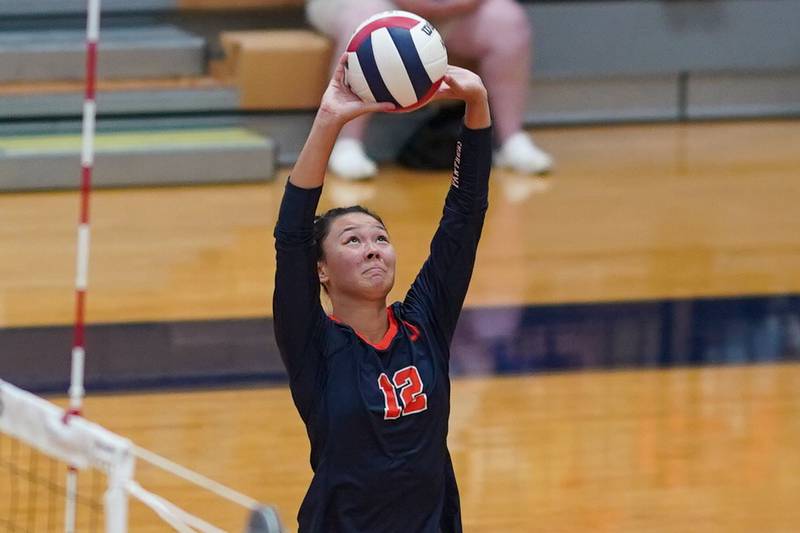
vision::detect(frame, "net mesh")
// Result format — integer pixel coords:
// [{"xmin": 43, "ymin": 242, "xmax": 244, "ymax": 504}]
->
[
  {"xmin": 0, "ymin": 380, "xmax": 283, "ymax": 533},
  {"xmin": 0, "ymin": 433, "xmax": 104, "ymax": 532}
]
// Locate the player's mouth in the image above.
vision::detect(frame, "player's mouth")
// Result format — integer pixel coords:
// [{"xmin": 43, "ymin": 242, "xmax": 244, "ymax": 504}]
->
[{"xmin": 362, "ymin": 265, "xmax": 386, "ymax": 276}]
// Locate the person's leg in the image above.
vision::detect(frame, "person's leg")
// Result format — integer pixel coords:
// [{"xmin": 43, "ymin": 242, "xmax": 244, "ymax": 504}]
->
[
  {"xmin": 308, "ymin": 0, "xmax": 395, "ymax": 179},
  {"xmin": 444, "ymin": 0, "xmax": 552, "ymax": 174}
]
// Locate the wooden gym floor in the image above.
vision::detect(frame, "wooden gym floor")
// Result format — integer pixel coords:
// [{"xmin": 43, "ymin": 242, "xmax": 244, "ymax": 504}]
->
[
  {"xmin": 2, "ymin": 119, "xmax": 799, "ymax": 328},
  {"xmin": 1, "ymin": 119, "xmax": 799, "ymax": 531}
]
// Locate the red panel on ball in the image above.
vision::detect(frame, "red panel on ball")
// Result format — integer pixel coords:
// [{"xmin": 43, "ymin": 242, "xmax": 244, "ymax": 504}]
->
[{"xmin": 346, "ymin": 16, "xmax": 420, "ymax": 52}]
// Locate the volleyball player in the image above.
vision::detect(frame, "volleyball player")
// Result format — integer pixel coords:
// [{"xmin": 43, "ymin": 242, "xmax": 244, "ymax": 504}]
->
[{"xmin": 273, "ymin": 54, "xmax": 491, "ymax": 532}]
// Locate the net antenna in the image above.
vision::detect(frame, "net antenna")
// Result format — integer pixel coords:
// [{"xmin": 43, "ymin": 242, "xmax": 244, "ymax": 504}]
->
[
  {"xmin": 66, "ymin": 0, "xmax": 101, "ymax": 528},
  {"xmin": 49, "ymin": 1, "xmax": 285, "ymax": 531}
]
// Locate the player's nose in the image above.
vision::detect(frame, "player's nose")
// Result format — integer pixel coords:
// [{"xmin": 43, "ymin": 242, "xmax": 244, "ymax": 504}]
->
[{"xmin": 365, "ymin": 241, "xmax": 381, "ymax": 260}]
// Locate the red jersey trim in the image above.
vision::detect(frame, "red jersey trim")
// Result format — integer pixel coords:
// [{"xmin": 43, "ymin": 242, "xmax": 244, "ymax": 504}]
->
[
  {"xmin": 329, "ymin": 307, "xmax": 419, "ymax": 350},
  {"xmin": 403, "ymin": 320, "xmax": 420, "ymax": 341}
]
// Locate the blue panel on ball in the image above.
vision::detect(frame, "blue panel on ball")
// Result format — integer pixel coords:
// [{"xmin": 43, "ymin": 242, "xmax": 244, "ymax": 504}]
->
[
  {"xmin": 356, "ymin": 36, "xmax": 400, "ymax": 107},
  {"xmin": 387, "ymin": 26, "xmax": 432, "ymax": 101}
]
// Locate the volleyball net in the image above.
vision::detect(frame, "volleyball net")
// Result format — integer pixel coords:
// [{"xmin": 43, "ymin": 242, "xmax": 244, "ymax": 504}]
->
[{"xmin": 0, "ymin": 379, "xmax": 283, "ymax": 533}]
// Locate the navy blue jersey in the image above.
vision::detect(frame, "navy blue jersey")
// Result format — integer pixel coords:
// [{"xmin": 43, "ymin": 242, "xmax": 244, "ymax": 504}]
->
[{"xmin": 273, "ymin": 126, "xmax": 491, "ymax": 533}]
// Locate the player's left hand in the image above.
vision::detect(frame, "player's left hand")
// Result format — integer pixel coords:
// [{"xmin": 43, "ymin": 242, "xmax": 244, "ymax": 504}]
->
[{"xmin": 431, "ymin": 65, "xmax": 488, "ymax": 106}]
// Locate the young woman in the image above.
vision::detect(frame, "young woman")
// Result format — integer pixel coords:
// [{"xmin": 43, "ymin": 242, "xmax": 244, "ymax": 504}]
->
[
  {"xmin": 305, "ymin": 0, "xmax": 552, "ymax": 179},
  {"xmin": 273, "ymin": 54, "xmax": 491, "ymax": 532}
]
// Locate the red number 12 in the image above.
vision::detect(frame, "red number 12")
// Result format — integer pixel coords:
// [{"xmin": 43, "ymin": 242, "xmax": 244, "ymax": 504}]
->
[{"xmin": 377, "ymin": 366, "xmax": 428, "ymax": 420}]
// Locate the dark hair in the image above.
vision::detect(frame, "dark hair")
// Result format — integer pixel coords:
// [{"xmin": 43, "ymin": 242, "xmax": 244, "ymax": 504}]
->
[{"xmin": 313, "ymin": 205, "xmax": 386, "ymax": 261}]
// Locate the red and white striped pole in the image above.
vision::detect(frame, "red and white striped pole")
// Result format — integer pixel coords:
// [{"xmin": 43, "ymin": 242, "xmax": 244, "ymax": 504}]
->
[{"xmin": 65, "ymin": 1, "xmax": 101, "ymax": 531}]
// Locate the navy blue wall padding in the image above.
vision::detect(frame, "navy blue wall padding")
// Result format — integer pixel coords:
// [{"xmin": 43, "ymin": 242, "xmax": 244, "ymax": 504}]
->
[
  {"xmin": 356, "ymin": 37, "xmax": 400, "ymax": 107},
  {"xmin": 387, "ymin": 26, "xmax": 432, "ymax": 101}
]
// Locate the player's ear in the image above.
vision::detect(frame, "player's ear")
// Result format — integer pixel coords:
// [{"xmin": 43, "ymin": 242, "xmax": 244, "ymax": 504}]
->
[{"xmin": 317, "ymin": 260, "xmax": 329, "ymax": 285}]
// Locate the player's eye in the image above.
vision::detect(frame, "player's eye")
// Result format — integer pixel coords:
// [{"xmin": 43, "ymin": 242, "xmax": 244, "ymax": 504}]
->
[
  {"xmin": 346, "ymin": 236, "xmax": 360, "ymax": 244},
  {"xmin": 377, "ymin": 235, "xmax": 389, "ymax": 243}
]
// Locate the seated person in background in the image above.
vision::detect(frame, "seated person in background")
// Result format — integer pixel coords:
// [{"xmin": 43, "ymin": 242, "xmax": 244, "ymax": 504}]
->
[{"xmin": 306, "ymin": 0, "xmax": 553, "ymax": 180}]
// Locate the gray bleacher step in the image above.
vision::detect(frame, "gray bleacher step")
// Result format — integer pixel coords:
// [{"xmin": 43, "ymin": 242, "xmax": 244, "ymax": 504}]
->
[
  {"xmin": 0, "ymin": 83, "xmax": 239, "ymax": 119},
  {"xmin": 0, "ymin": 25, "xmax": 205, "ymax": 82},
  {"xmin": 0, "ymin": 127, "xmax": 276, "ymax": 190},
  {"xmin": 0, "ymin": 0, "xmax": 175, "ymax": 16}
]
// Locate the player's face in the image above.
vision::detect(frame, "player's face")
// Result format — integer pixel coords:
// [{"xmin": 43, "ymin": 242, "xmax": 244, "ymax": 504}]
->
[{"xmin": 318, "ymin": 212, "xmax": 396, "ymax": 300}]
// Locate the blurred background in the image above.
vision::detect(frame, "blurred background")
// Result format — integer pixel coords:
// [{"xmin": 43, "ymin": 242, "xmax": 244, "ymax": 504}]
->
[{"xmin": 0, "ymin": 0, "xmax": 799, "ymax": 531}]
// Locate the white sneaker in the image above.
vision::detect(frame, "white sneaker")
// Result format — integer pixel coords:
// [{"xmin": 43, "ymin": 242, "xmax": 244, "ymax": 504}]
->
[
  {"xmin": 495, "ymin": 132, "xmax": 553, "ymax": 175},
  {"xmin": 329, "ymin": 138, "xmax": 378, "ymax": 181}
]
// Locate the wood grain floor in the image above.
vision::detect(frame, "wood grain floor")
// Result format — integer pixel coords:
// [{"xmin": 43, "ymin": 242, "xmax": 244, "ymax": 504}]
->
[
  {"xmin": 1, "ymin": 120, "xmax": 799, "ymax": 328},
  {"xmin": 2, "ymin": 120, "xmax": 799, "ymax": 532},
  {"xmin": 4, "ymin": 363, "xmax": 796, "ymax": 532}
]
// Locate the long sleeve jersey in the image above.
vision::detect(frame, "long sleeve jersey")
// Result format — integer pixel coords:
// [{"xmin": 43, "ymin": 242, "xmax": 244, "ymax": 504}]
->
[{"xmin": 273, "ymin": 125, "xmax": 491, "ymax": 533}]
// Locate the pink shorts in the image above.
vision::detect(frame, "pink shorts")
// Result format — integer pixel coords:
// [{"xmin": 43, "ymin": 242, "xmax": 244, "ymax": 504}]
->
[{"xmin": 305, "ymin": 0, "xmax": 456, "ymax": 39}]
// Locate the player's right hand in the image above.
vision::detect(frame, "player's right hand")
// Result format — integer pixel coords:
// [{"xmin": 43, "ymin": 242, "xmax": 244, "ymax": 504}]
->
[{"xmin": 317, "ymin": 53, "xmax": 396, "ymax": 126}]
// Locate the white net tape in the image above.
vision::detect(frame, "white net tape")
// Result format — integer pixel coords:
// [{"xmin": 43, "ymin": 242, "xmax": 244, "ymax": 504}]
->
[
  {"xmin": 0, "ymin": 380, "xmax": 283, "ymax": 533},
  {"xmin": 0, "ymin": 379, "xmax": 132, "ymax": 533}
]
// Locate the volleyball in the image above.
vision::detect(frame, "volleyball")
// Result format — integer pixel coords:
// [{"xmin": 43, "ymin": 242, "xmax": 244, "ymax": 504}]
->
[{"xmin": 344, "ymin": 10, "xmax": 448, "ymax": 112}]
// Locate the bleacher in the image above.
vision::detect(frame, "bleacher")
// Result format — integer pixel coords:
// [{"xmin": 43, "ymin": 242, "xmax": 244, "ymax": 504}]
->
[
  {"xmin": 0, "ymin": 0, "xmax": 303, "ymax": 15},
  {"xmin": 0, "ymin": 2, "xmax": 298, "ymax": 189},
  {"xmin": 1, "ymin": 0, "xmax": 797, "ymax": 190}
]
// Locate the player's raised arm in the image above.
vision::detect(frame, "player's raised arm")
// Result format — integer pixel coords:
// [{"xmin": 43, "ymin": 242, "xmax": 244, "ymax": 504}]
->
[
  {"xmin": 290, "ymin": 53, "xmax": 395, "ymax": 190},
  {"xmin": 404, "ymin": 66, "xmax": 492, "ymax": 346},
  {"xmin": 273, "ymin": 55, "xmax": 393, "ymax": 418}
]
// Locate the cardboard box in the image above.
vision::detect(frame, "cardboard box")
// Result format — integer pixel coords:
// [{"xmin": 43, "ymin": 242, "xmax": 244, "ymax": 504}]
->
[{"xmin": 220, "ymin": 30, "xmax": 333, "ymax": 110}]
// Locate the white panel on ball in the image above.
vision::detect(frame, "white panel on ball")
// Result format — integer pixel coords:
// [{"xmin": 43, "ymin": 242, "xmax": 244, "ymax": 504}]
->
[
  {"xmin": 346, "ymin": 53, "xmax": 377, "ymax": 103},
  {"xmin": 371, "ymin": 27, "xmax": 418, "ymax": 108},
  {"xmin": 409, "ymin": 24, "xmax": 448, "ymax": 84}
]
